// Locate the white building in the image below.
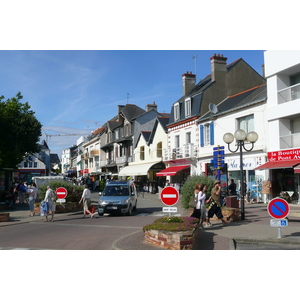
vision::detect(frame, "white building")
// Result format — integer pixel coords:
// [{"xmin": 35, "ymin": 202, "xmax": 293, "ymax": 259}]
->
[
  {"xmin": 197, "ymin": 84, "xmax": 267, "ymax": 201},
  {"xmin": 255, "ymin": 50, "xmax": 300, "ymax": 204}
]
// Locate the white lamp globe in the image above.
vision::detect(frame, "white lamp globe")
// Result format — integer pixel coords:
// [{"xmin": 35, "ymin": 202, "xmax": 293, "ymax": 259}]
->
[
  {"xmin": 234, "ymin": 129, "xmax": 247, "ymax": 141},
  {"xmin": 247, "ymin": 131, "xmax": 258, "ymax": 143},
  {"xmin": 223, "ymin": 132, "xmax": 234, "ymax": 144}
]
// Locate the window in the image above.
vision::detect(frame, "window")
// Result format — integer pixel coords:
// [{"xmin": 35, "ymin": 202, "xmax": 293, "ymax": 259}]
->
[
  {"xmin": 125, "ymin": 123, "xmax": 131, "ymax": 136},
  {"xmin": 174, "ymin": 103, "xmax": 180, "ymax": 120},
  {"xmin": 186, "ymin": 132, "xmax": 191, "ymax": 144},
  {"xmin": 185, "ymin": 98, "xmax": 191, "ymax": 117},
  {"xmin": 237, "ymin": 115, "xmax": 254, "ymax": 133},
  {"xmin": 140, "ymin": 146, "xmax": 145, "ymax": 160},
  {"xmin": 34, "ymin": 162, "xmax": 37, "ymax": 168},
  {"xmin": 115, "ymin": 129, "xmax": 119, "ymax": 140},
  {"xmin": 200, "ymin": 122, "xmax": 214, "ymax": 147},
  {"xmin": 204, "ymin": 124, "xmax": 210, "ymax": 145},
  {"xmin": 157, "ymin": 142, "xmax": 162, "ymax": 158},
  {"xmin": 175, "ymin": 135, "xmax": 180, "ymax": 148},
  {"xmin": 291, "ymin": 73, "xmax": 300, "ymax": 86}
]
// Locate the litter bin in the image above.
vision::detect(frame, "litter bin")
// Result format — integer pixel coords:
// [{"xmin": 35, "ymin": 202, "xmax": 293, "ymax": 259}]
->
[{"xmin": 226, "ymin": 196, "xmax": 239, "ymax": 208}]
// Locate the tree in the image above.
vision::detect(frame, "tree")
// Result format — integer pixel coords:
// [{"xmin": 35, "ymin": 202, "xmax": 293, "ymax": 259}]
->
[{"xmin": 0, "ymin": 92, "xmax": 42, "ymax": 169}]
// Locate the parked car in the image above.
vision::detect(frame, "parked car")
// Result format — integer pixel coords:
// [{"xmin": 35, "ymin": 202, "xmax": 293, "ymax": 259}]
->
[{"xmin": 98, "ymin": 181, "xmax": 137, "ymax": 216}]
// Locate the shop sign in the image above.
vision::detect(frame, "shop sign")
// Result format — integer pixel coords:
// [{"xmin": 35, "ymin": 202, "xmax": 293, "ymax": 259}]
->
[
  {"xmin": 226, "ymin": 158, "xmax": 256, "ymax": 170},
  {"xmin": 268, "ymin": 148, "xmax": 300, "ymax": 161}
]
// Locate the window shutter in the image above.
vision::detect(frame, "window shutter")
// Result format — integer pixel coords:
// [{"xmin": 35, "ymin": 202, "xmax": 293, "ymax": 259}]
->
[
  {"xmin": 210, "ymin": 122, "xmax": 214, "ymax": 145},
  {"xmin": 200, "ymin": 125, "xmax": 204, "ymax": 147}
]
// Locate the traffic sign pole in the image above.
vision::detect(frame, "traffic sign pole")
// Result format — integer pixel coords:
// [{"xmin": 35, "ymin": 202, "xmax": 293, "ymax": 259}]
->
[
  {"xmin": 160, "ymin": 186, "xmax": 179, "ymax": 217},
  {"xmin": 268, "ymin": 198, "xmax": 290, "ymax": 238}
]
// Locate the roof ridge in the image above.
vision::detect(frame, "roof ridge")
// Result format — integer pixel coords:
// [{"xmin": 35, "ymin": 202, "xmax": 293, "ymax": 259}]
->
[{"xmin": 228, "ymin": 84, "xmax": 266, "ymax": 98}]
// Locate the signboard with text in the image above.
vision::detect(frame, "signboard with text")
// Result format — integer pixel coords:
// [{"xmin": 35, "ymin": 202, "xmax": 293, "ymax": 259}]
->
[{"xmin": 268, "ymin": 148, "xmax": 300, "ymax": 162}]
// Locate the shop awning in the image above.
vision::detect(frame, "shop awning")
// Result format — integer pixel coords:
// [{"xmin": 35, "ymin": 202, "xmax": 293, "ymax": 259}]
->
[
  {"xmin": 156, "ymin": 165, "xmax": 190, "ymax": 177},
  {"xmin": 255, "ymin": 159, "xmax": 300, "ymax": 170},
  {"xmin": 118, "ymin": 162, "xmax": 161, "ymax": 176}
]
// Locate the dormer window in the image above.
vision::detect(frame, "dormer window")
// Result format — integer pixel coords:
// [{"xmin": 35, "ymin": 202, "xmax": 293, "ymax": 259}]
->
[
  {"xmin": 174, "ymin": 103, "xmax": 180, "ymax": 120},
  {"xmin": 185, "ymin": 97, "xmax": 191, "ymax": 117}
]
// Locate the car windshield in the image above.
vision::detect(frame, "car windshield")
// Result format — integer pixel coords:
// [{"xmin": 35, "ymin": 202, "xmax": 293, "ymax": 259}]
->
[{"xmin": 103, "ymin": 186, "xmax": 129, "ymax": 196}]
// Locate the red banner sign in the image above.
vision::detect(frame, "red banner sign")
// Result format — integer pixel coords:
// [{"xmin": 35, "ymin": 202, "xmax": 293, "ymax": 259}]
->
[{"xmin": 268, "ymin": 148, "xmax": 300, "ymax": 161}]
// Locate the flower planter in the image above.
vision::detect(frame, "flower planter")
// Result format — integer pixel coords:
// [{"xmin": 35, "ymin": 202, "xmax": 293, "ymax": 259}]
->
[
  {"xmin": 144, "ymin": 229, "xmax": 194, "ymax": 250},
  {"xmin": 0, "ymin": 213, "xmax": 10, "ymax": 222}
]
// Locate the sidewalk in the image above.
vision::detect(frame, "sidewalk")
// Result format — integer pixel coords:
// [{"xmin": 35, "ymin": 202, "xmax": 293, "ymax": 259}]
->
[{"xmin": 2, "ymin": 193, "xmax": 300, "ymax": 250}]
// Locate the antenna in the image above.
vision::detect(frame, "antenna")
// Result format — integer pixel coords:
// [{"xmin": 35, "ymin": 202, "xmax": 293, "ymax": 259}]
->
[
  {"xmin": 192, "ymin": 55, "xmax": 197, "ymax": 75},
  {"xmin": 208, "ymin": 103, "xmax": 218, "ymax": 114}
]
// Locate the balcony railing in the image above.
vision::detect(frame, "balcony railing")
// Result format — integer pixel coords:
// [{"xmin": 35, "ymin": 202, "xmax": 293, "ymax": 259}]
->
[
  {"xmin": 116, "ymin": 155, "xmax": 133, "ymax": 164},
  {"xmin": 278, "ymin": 83, "xmax": 300, "ymax": 104},
  {"xmin": 280, "ymin": 133, "xmax": 300, "ymax": 149},
  {"xmin": 163, "ymin": 144, "xmax": 199, "ymax": 161}
]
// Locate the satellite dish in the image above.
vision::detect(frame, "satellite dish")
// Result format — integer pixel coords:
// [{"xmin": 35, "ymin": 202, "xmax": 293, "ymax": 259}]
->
[{"xmin": 208, "ymin": 103, "xmax": 218, "ymax": 114}]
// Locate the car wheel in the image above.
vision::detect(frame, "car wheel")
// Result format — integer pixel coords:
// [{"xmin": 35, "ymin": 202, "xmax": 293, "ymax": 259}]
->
[{"xmin": 127, "ymin": 205, "xmax": 132, "ymax": 216}]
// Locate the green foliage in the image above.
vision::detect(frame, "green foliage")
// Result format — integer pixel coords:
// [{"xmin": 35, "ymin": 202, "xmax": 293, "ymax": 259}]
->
[
  {"xmin": 0, "ymin": 92, "xmax": 42, "ymax": 168},
  {"xmin": 180, "ymin": 175, "xmax": 214, "ymax": 210},
  {"xmin": 143, "ymin": 216, "xmax": 199, "ymax": 232},
  {"xmin": 38, "ymin": 181, "xmax": 84, "ymax": 203}
]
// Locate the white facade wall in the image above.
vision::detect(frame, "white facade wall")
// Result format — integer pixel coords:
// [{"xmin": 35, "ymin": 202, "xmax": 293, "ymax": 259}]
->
[
  {"xmin": 197, "ymin": 103, "xmax": 267, "ymax": 184},
  {"xmin": 83, "ymin": 137, "xmax": 101, "ymax": 173},
  {"xmin": 61, "ymin": 148, "xmax": 70, "ymax": 173},
  {"xmin": 264, "ymin": 50, "xmax": 300, "ymax": 152}
]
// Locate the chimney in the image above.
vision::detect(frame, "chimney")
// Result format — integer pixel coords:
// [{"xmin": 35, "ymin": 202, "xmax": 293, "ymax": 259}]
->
[
  {"xmin": 146, "ymin": 101, "xmax": 157, "ymax": 112},
  {"xmin": 118, "ymin": 105, "xmax": 125, "ymax": 114},
  {"xmin": 182, "ymin": 71, "xmax": 196, "ymax": 95},
  {"xmin": 210, "ymin": 54, "xmax": 227, "ymax": 82}
]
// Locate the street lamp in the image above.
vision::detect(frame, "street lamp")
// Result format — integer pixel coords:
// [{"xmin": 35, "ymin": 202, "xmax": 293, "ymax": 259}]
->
[{"xmin": 223, "ymin": 129, "xmax": 258, "ymax": 220}]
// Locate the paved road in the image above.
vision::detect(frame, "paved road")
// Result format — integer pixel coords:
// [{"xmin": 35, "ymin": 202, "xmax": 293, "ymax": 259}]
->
[{"xmin": 0, "ymin": 192, "xmax": 185, "ymax": 250}]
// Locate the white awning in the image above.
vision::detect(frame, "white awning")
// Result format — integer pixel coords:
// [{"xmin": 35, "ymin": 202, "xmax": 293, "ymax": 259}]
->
[{"xmin": 119, "ymin": 162, "xmax": 161, "ymax": 176}]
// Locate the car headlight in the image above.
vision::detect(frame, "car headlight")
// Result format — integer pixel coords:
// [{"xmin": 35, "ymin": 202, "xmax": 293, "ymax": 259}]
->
[
  {"xmin": 122, "ymin": 199, "xmax": 129, "ymax": 205},
  {"xmin": 99, "ymin": 200, "xmax": 107, "ymax": 206}
]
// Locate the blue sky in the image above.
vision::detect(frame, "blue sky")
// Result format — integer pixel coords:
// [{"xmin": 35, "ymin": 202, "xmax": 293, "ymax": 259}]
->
[{"xmin": 0, "ymin": 50, "xmax": 265, "ymax": 156}]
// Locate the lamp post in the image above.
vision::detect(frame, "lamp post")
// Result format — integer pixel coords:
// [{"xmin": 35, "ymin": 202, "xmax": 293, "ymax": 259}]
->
[{"xmin": 223, "ymin": 129, "xmax": 258, "ymax": 220}]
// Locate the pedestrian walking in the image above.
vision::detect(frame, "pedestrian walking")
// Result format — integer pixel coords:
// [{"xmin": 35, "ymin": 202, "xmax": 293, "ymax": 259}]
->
[
  {"xmin": 191, "ymin": 183, "xmax": 209, "ymax": 228},
  {"xmin": 206, "ymin": 180, "xmax": 228, "ymax": 226},
  {"xmin": 190, "ymin": 184, "xmax": 201, "ymax": 220},
  {"xmin": 79, "ymin": 184, "xmax": 95, "ymax": 218},
  {"xmin": 228, "ymin": 179, "xmax": 237, "ymax": 195},
  {"xmin": 27, "ymin": 185, "xmax": 35, "ymax": 217},
  {"xmin": 31, "ymin": 182, "xmax": 40, "ymax": 202},
  {"xmin": 43, "ymin": 186, "xmax": 56, "ymax": 222},
  {"xmin": 15, "ymin": 181, "xmax": 26, "ymax": 204}
]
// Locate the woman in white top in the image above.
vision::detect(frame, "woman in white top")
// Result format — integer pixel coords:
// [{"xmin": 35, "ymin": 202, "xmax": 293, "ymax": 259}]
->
[
  {"xmin": 191, "ymin": 183, "xmax": 208, "ymax": 228},
  {"xmin": 79, "ymin": 184, "xmax": 95, "ymax": 218},
  {"xmin": 198, "ymin": 184, "xmax": 209, "ymax": 227}
]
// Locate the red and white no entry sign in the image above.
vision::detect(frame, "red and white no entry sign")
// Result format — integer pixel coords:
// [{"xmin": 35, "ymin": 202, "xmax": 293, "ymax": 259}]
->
[
  {"xmin": 56, "ymin": 187, "xmax": 68, "ymax": 199},
  {"xmin": 160, "ymin": 186, "xmax": 179, "ymax": 206}
]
